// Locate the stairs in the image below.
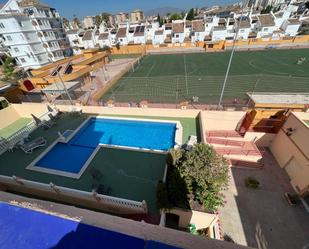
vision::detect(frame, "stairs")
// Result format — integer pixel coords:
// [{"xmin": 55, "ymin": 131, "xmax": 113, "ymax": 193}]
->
[
  {"xmin": 229, "ymin": 159, "xmax": 264, "ymax": 169},
  {"xmin": 206, "ymin": 130, "xmax": 243, "ymax": 138},
  {"xmin": 206, "ymin": 130, "xmax": 264, "ymax": 166}
]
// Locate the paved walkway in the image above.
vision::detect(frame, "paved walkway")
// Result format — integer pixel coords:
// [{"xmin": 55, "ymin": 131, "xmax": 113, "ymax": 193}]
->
[{"xmin": 219, "ymin": 150, "xmax": 309, "ymax": 249}]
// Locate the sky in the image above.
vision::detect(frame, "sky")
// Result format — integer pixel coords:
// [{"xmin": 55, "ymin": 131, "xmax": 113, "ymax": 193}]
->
[{"xmin": 43, "ymin": 0, "xmax": 238, "ymax": 19}]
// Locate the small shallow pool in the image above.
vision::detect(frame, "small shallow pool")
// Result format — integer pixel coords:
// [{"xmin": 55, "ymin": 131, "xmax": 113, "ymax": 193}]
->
[{"xmin": 31, "ymin": 117, "xmax": 177, "ymax": 177}]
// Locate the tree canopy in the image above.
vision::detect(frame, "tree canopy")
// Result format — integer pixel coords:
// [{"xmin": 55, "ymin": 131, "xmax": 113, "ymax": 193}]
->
[
  {"xmin": 157, "ymin": 13, "xmax": 163, "ymax": 27},
  {"xmin": 72, "ymin": 14, "xmax": 81, "ymax": 28},
  {"xmin": 169, "ymin": 13, "xmax": 182, "ymax": 21},
  {"xmin": 167, "ymin": 143, "xmax": 229, "ymax": 212},
  {"xmin": 186, "ymin": 8, "xmax": 195, "ymax": 21},
  {"xmin": 1, "ymin": 57, "xmax": 16, "ymax": 81},
  {"xmin": 261, "ymin": 5, "xmax": 272, "ymax": 14}
]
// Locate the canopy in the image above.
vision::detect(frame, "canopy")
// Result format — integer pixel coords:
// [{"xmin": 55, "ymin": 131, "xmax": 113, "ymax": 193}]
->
[{"xmin": 41, "ymin": 81, "xmax": 81, "ymax": 95}]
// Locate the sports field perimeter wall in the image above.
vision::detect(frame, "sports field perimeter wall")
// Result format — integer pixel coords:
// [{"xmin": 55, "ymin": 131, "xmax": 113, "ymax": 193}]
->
[
  {"xmin": 110, "ymin": 42, "xmax": 205, "ymax": 54},
  {"xmin": 109, "ymin": 35, "xmax": 309, "ymax": 54}
]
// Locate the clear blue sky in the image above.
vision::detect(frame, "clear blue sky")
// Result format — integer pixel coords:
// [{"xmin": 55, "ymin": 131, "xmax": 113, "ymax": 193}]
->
[{"xmin": 43, "ymin": 0, "xmax": 238, "ymax": 19}]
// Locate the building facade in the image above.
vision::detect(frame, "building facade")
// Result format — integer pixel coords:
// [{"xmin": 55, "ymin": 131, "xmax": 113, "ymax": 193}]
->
[{"xmin": 0, "ymin": 0, "xmax": 71, "ymax": 69}]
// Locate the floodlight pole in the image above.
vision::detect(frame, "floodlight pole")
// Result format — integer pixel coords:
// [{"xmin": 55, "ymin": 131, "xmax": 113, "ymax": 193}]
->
[
  {"xmin": 217, "ymin": 2, "xmax": 245, "ymax": 108},
  {"xmin": 57, "ymin": 70, "xmax": 73, "ymax": 105}
]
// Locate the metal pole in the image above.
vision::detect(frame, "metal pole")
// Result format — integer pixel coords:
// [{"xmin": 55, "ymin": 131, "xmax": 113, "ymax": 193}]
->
[
  {"xmin": 218, "ymin": 1, "xmax": 246, "ymax": 108},
  {"xmin": 57, "ymin": 71, "xmax": 73, "ymax": 105},
  {"xmin": 183, "ymin": 54, "xmax": 188, "ymax": 96},
  {"xmin": 246, "ymin": 73, "xmax": 261, "ymax": 108}
]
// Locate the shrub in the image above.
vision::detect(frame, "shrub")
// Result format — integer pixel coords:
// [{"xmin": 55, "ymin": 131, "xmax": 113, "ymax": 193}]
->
[
  {"xmin": 156, "ymin": 181, "xmax": 173, "ymax": 210},
  {"xmin": 167, "ymin": 148, "xmax": 183, "ymax": 166},
  {"xmin": 175, "ymin": 143, "xmax": 229, "ymax": 212},
  {"xmin": 245, "ymin": 177, "xmax": 260, "ymax": 189}
]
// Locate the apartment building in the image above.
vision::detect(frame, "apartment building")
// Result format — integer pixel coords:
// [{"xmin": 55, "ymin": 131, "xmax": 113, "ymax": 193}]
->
[
  {"xmin": 0, "ymin": 0, "xmax": 70, "ymax": 69},
  {"xmin": 115, "ymin": 12, "xmax": 129, "ymax": 24},
  {"xmin": 83, "ymin": 16, "xmax": 95, "ymax": 29},
  {"xmin": 130, "ymin": 10, "xmax": 144, "ymax": 22}
]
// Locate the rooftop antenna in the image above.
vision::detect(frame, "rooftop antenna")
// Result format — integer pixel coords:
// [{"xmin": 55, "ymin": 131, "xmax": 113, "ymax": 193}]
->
[{"xmin": 217, "ymin": 0, "xmax": 246, "ymax": 109}]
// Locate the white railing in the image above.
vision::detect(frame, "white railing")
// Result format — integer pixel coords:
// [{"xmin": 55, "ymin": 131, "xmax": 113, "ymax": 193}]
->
[
  {"xmin": 0, "ymin": 111, "xmax": 52, "ymax": 155},
  {"xmin": 0, "ymin": 175, "xmax": 147, "ymax": 214},
  {"xmin": 0, "ymin": 121, "xmax": 37, "ymax": 155}
]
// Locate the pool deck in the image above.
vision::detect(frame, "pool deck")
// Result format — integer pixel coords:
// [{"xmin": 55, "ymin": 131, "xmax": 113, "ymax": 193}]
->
[{"xmin": 0, "ymin": 112, "xmax": 199, "ymax": 215}]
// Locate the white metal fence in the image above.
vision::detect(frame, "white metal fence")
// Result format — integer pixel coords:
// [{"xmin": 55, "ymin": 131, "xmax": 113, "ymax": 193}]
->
[{"xmin": 0, "ymin": 175, "xmax": 148, "ymax": 214}]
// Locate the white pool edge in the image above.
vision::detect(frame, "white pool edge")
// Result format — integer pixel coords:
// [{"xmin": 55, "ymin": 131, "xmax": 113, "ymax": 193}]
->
[{"xmin": 26, "ymin": 115, "xmax": 182, "ymax": 179}]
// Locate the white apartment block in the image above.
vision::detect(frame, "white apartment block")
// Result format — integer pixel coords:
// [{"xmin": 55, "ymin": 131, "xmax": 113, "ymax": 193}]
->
[{"xmin": 0, "ymin": 0, "xmax": 70, "ymax": 69}]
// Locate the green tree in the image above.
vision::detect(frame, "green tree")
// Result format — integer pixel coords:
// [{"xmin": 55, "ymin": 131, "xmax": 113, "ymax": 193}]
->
[
  {"xmin": 62, "ymin": 17, "xmax": 70, "ymax": 28},
  {"xmin": 101, "ymin": 12, "xmax": 111, "ymax": 27},
  {"xmin": 261, "ymin": 5, "xmax": 272, "ymax": 14},
  {"xmin": 156, "ymin": 181, "xmax": 173, "ymax": 210},
  {"xmin": 94, "ymin": 15, "xmax": 103, "ymax": 28},
  {"xmin": 174, "ymin": 144, "xmax": 229, "ymax": 212},
  {"xmin": 157, "ymin": 13, "xmax": 163, "ymax": 27},
  {"xmin": 169, "ymin": 13, "xmax": 182, "ymax": 21},
  {"xmin": 186, "ymin": 8, "xmax": 195, "ymax": 21},
  {"xmin": 2, "ymin": 57, "xmax": 16, "ymax": 81},
  {"xmin": 72, "ymin": 14, "xmax": 81, "ymax": 28}
]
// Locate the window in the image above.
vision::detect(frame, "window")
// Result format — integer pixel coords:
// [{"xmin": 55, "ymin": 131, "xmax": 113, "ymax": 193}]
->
[
  {"xmin": 6, "ymin": 35, "xmax": 12, "ymax": 41},
  {"xmin": 263, "ymin": 27, "xmax": 268, "ymax": 31},
  {"xmin": 20, "ymin": 58, "xmax": 26, "ymax": 63},
  {"xmin": 14, "ymin": 47, "xmax": 19, "ymax": 52},
  {"xmin": 0, "ymin": 23, "xmax": 5, "ymax": 29},
  {"xmin": 240, "ymin": 29, "xmax": 244, "ymax": 33}
]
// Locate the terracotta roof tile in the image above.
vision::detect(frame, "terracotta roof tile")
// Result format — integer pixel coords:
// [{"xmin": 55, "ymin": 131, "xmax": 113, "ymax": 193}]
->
[
  {"xmin": 116, "ymin": 27, "xmax": 127, "ymax": 38},
  {"xmin": 258, "ymin": 14, "xmax": 275, "ymax": 27},
  {"xmin": 192, "ymin": 20, "xmax": 205, "ymax": 32},
  {"xmin": 82, "ymin": 31, "xmax": 92, "ymax": 41},
  {"xmin": 172, "ymin": 22, "xmax": 184, "ymax": 33},
  {"xmin": 98, "ymin": 33, "xmax": 109, "ymax": 40}
]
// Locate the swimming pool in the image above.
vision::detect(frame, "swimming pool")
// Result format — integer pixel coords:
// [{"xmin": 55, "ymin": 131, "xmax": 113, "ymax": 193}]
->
[{"xmin": 28, "ymin": 117, "xmax": 180, "ymax": 178}]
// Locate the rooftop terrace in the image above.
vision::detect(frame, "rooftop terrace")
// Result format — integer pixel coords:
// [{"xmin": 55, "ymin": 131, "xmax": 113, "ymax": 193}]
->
[{"xmin": 0, "ymin": 112, "xmax": 199, "ymax": 215}]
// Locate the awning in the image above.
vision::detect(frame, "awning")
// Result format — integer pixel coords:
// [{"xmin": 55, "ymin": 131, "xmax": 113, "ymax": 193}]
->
[{"xmin": 41, "ymin": 81, "xmax": 81, "ymax": 95}]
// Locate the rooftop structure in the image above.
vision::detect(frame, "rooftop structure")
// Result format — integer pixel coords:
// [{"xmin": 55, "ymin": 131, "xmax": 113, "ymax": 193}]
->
[
  {"xmin": 23, "ymin": 49, "xmax": 109, "ymax": 90},
  {"xmin": 247, "ymin": 93, "xmax": 309, "ymax": 110}
]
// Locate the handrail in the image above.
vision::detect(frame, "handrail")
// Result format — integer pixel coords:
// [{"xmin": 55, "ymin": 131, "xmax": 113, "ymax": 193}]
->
[
  {"xmin": 0, "ymin": 175, "xmax": 147, "ymax": 214},
  {"xmin": 0, "ymin": 112, "xmax": 49, "ymax": 155}
]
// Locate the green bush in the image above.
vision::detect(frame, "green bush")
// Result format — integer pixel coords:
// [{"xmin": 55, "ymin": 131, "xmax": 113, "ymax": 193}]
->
[
  {"xmin": 174, "ymin": 143, "xmax": 229, "ymax": 212},
  {"xmin": 156, "ymin": 181, "xmax": 173, "ymax": 210},
  {"xmin": 245, "ymin": 177, "xmax": 260, "ymax": 189}
]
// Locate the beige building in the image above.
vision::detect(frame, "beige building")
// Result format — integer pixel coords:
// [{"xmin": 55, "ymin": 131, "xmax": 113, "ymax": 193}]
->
[
  {"xmin": 130, "ymin": 10, "xmax": 144, "ymax": 22},
  {"xmin": 270, "ymin": 112, "xmax": 309, "ymax": 197},
  {"xmin": 115, "ymin": 12, "xmax": 129, "ymax": 24},
  {"xmin": 83, "ymin": 16, "xmax": 95, "ymax": 29}
]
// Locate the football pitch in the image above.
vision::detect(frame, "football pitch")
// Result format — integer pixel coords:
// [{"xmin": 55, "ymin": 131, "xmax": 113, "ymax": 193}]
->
[{"xmin": 101, "ymin": 49, "xmax": 309, "ymax": 105}]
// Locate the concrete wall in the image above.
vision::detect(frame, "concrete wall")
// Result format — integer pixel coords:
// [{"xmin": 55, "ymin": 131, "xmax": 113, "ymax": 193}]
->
[
  {"xmin": 57, "ymin": 104, "xmax": 200, "ymax": 119},
  {"xmin": 12, "ymin": 103, "xmax": 48, "ymax": 118},
  {"xmin": 201, "ymin": 111, "xmax": 246, "ymax": 131},
  {"xmin": 270, "ymin": 112, "xmax": 309, "ymax": 195},
  {"xmin": 0, "ymin": 105, "xmax": 21, "ymax": 130},
  {"xmin": 168, "ymin": 208, "xmax": 217, "ymax": 231}
]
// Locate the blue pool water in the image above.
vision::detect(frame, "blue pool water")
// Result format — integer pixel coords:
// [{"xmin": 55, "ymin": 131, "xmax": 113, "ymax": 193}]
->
[{"xmin": 36, "ymin": 118, "xmax": 176, "ymax": 174}]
